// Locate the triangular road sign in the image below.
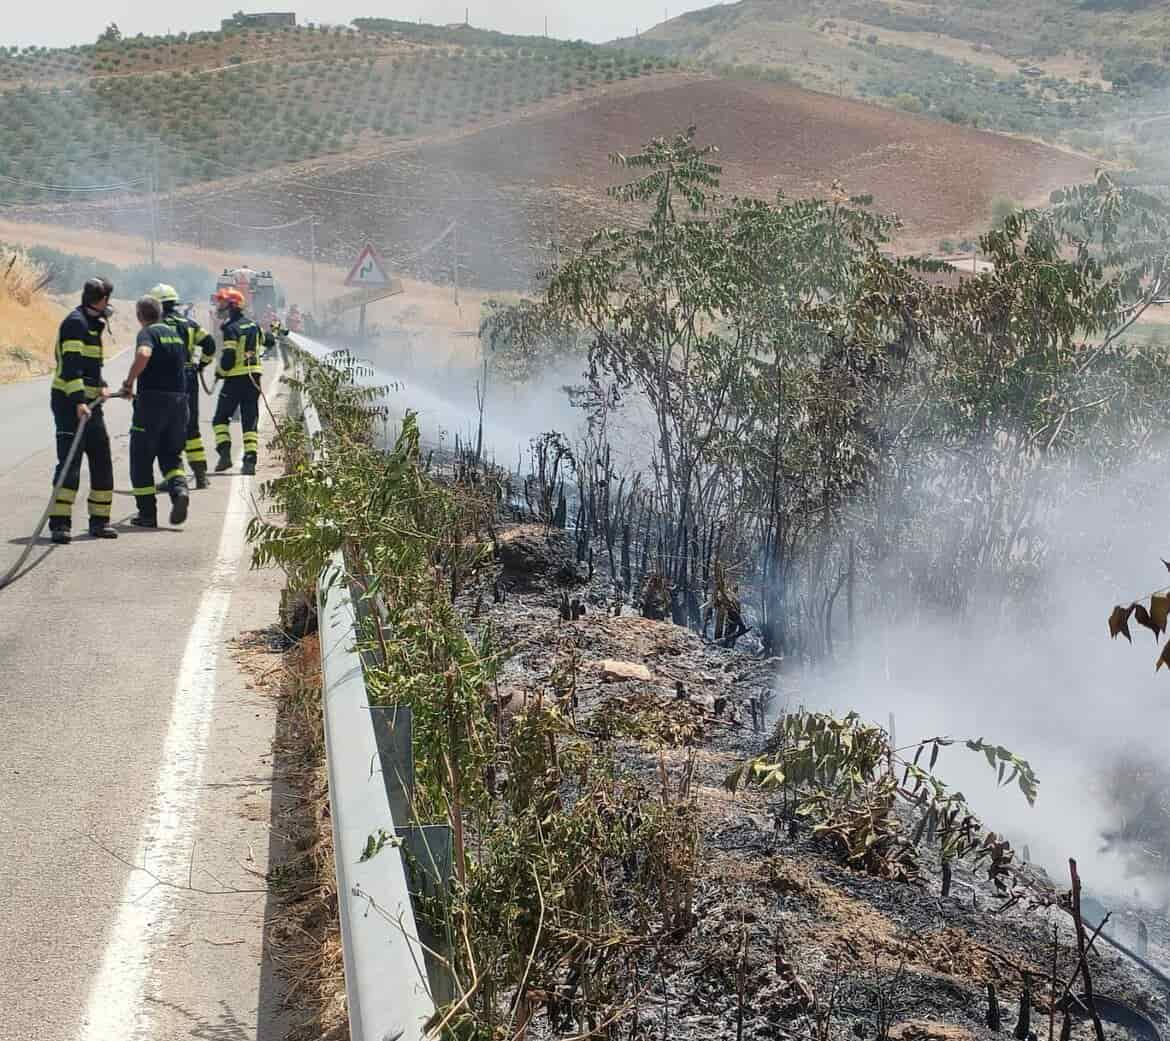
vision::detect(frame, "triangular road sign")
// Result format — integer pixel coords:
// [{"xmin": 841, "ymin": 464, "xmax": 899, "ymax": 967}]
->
[{"xmin": 344, "ymin": 243, "xmax": 391, "ymax": 288}]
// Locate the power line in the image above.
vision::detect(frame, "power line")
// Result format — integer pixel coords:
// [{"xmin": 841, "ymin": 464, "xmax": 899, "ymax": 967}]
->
[
  {"xmin": 0, "ymin": 171, "xmax": 150, "ymax": 193},
  {"xmin": 198, "ymin": 210, "xmax": 315, "ymax": 232}
]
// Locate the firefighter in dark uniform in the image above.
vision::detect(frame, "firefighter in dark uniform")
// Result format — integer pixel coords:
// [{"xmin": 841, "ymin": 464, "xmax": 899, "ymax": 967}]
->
[
  {"xmin": 150, "ymin": 283, "xmax": 215, "ymax": 489},
  {"xmin": 48, "ymin": 277, "xmax": 118, "ymax": 544},
  {"xmin": 121, "ymin": 296, "xmax": 191, "ymax": 529},
  {"xmin": 210, "ymin": 287, "xmax": 273, "ymax": 476}
]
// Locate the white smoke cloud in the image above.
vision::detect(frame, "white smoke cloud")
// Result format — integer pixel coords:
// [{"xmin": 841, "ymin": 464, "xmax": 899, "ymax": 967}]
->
[{"xmin": 793, "ymin": 457, "xmax": 1170, "ymax": 906}]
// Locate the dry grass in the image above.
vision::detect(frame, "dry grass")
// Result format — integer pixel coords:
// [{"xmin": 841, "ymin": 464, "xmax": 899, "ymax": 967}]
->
[
  {"xmin": 0, "ymin": 247, "xmax": 63, "ymax": 383},
  {"xmin": 245, "ymin": 632, "xmax": 350, "ymax": 1041}
]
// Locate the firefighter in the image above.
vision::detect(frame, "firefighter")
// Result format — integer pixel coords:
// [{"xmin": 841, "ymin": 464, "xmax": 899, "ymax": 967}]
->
[
  {"xmin": 210, "ymin": 287, "xmax": 273, "ymax": 476},
  {"xmin": 121, "ymin": 296, "xmax": 190, "ymax": 529},
  {"xmin": 149, "ymin": 283, "xmax": 215, "ymax": 489},
  {"xmin": 263, "ymin": 316, "xmax": 284, "ymax": 359},
  {"xmin": 49, "ymin": 277, "xmax": 117, "ymax": 544}
]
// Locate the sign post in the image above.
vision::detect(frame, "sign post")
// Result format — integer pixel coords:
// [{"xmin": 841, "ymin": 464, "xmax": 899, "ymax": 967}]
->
[{"xmin": 344, "ymin": 243, "xmax": 393, "ymax": 337}]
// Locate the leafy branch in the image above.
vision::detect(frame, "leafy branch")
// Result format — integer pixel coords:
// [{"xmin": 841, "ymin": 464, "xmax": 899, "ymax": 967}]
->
[
  {"xmin": 1106, "ymin": 558, "xmax": 1170, "ymax": 671},
  {"xmin": 726, "ymin": 711, "xmax": 1038, "ymax": 891}
]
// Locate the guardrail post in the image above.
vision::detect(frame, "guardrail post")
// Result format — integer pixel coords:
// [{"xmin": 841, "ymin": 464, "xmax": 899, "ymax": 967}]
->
[
  {"xmin": 399, "ymin": 824, "xmax": 456, "ymax": 1007},
  {"xmin": 369, "ymin": 705, "xmax": 414, "ymax": 824}
]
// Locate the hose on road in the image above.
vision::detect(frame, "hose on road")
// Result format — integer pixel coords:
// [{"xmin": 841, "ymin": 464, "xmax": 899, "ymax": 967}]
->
[{"xmin": 0, "ymin": 392, "xmax": 129, "ymax": 592}]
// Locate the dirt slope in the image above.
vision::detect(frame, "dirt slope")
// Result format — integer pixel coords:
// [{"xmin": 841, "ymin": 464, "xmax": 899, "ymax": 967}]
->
[
  {"xmin": 0, "ymin": 251, "xmax": 66, "ymax": 383},
  {"xmin": 6, "ymin": 75, "xmax": 1094, "ymax": 292}
]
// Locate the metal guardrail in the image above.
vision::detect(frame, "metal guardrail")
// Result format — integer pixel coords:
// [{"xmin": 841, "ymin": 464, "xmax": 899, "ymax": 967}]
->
[{"xmin": 296, "ymin": 336, "xmax": 437, "ymax": 1041}]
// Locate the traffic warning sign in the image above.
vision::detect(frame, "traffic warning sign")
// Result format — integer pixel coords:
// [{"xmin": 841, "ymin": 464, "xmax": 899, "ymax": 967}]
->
[{"xmin": 344, "ymin": 243, "xmax": 391, "ymax": 289}]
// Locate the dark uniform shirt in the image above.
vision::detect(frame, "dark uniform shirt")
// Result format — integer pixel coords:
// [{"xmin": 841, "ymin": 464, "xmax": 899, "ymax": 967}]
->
[
  {"xmin": 52, "ymin": 306, "xmax": 107, "ymax": 406},
  {"xmin": 162, "ymin": 310, "xmax": 216, "ymax": 370},
  {"xmin": 136, "ymin": 322, "xmax": 188, "ymax": 394}
]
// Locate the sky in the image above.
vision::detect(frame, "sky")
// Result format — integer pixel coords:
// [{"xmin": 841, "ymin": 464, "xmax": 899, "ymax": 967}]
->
[{"xmin": 8, "ymin": 0, "xmax": 724, "ymax": 49}]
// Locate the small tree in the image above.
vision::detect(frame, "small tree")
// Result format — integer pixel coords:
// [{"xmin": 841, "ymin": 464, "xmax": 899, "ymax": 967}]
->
[{"xmin": 98, "ymin": 23, "xmax": 122, "ymax": 44}]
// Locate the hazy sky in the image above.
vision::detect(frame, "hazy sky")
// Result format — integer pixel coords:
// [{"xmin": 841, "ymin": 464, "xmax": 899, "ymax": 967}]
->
[{"xmin": 9, "ymin": 1, "xmax": 722, "ymax": 49}]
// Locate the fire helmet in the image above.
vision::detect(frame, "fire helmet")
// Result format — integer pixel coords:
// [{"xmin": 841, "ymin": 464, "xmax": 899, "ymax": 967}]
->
[
  {"xmin": 149, "ymin": 283, "xmax": 180, "ymax": 305},
  {"xmin": 214, "ymin": 287, "xmax": 246, "ymax": 312}
]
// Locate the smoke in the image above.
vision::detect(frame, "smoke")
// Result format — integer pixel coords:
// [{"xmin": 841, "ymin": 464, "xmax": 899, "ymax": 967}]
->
[
  {"xmin": 792, "ymin": 455, "xmax": 1170, "ymax": 905},
  {"xmin": 301, "ymin": 331, "xmax": 1170, "ymax": 913}
]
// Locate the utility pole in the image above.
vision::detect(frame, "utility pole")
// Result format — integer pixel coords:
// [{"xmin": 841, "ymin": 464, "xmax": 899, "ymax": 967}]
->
[
  {"xmin": 544, "ymin": 15, "xmax": 548, "ymax": 37},
  {"xmin": 149, "ymin": 141, "xmax": 160, "ymax": 266},
  {"xmin": 553, "ymin": 194, "xmax": 561, "ymax": 267},
  {"xmin": 309, "ymin": 218, "xmax": 319, "ymax": 315},
  {"xmin": 452, "ymin": 220, "xmax": 460, "ymax": 313}
]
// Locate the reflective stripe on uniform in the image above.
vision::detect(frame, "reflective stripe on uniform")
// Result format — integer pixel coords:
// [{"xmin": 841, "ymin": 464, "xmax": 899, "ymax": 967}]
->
[
  {"xmin": 52, "ymin": 377, "xmax": 85, "ymax": 396},
  {"xmin": 163, "ymin": 467, "xmax": 185, "ymax": 481},
  {"xmin": 213, "ymin": 423, "xmax": 231, "ymax": 446},
  {"xmin": 59, "ymin": 339, "xmax": 86, "ymax": 355},
  {"xmin": 219, "ymin": 324, "xmax": 262, "ymax": 377},
  {"xmin": 185, "ymin": 436, "xmax": 207, "ymax": 463},
  {"xmin": 87, "ymin": 490, "xmax": 113, "ymax": 518},
  {"xmin": 49, "ymin": 487, "xmax": 77, "ymax": 518},
  {"xmin": 131, "ymin": 485, "xmax": 157, "ymax": 497}
]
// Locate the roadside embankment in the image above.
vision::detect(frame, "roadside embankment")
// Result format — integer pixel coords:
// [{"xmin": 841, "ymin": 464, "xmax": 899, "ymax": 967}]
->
[{"xmin": 0, "ymin": 247, "xmax": 63, "ymax": 383}]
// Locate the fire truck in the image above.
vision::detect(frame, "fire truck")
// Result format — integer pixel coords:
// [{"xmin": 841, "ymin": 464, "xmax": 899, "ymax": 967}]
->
[{"xmin": 209, "ymin": 267, "xmax": 278, "ymax": 331}]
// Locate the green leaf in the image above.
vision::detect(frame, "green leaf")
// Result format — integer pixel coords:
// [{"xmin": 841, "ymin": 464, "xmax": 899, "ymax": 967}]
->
[{"xmin": 359, "ymin": 828, "xmax": 398, "ymax": 863}]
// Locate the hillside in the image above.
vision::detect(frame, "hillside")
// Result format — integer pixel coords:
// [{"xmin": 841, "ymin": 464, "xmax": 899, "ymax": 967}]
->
[
  {"xmin": 5, "ymin": 74, "xmax": 1094, "ymax": 293},
  {"xmin": 614, "ymin": 0, "xmax": 1170, "ymax": 158},
  {"xmin": 0, "ymin": 24, "xmax": 673, "ymax": 207}
]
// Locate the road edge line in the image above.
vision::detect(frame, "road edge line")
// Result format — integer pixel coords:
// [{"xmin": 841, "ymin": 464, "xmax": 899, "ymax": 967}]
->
[{"xmin": 77, "ymin": 357, "xmax": 284, "ymax": 1040}]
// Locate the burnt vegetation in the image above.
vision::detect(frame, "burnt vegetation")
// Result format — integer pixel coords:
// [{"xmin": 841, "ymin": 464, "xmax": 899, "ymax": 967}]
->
[
  {"xmin": 252, "ymin": 124, "xmax": 1170, "ymax": 1039},
  {"xmin": 486, "ymin": 128, "xmax": 1170, "ymax": 666}
]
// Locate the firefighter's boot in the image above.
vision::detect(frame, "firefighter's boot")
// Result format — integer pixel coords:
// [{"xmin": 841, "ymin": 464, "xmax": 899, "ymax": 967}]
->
[
  {"xmin": 241, "ymin": 453, "xmax": 257, "ymax": 476},
  {"xmin": 192, "ymin": 461, "xmax": 210, "ymax": 490},
  {"xmin": 50, "ymin": 527, "xmax": 71, "ymax": 545},
  {"xmin": 88, "ymin": 521, "xmax": 118, "ymax": 540},
  {"xmin": 169, "ymin": 481, "xmax": 190, "ymax": 525},
  {"xmin": 215, "ymin": 445, "xmax": 233, "ymax": 472}
]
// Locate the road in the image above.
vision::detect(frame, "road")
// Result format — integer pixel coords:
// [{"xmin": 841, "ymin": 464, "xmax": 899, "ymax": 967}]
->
[{"xmin": 0, "ymin": 353, "xmax": 290, "ymax": 1040}]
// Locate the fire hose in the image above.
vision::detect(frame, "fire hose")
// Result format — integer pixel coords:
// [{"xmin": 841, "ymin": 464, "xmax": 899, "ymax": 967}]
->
[{"xmin": 0, "ymin": 391, "xmax": 129, "ymax": 592}]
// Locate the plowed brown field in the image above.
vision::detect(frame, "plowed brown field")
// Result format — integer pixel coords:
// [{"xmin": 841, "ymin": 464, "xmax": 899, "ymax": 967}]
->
[{"xmin": 8, "ymin": 75, "xmax": 1095, "ymax": 292}]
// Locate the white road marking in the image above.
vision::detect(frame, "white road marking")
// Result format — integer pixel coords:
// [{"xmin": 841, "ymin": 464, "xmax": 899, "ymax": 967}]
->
[{"xmin": 78, "ymin": 360, "xmax": 284, "ymax": 1041}]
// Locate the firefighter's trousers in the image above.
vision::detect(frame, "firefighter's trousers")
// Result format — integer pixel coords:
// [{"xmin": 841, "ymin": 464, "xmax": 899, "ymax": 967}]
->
[
  {"xmin": 130, "ymin": 391, "xmax": 189, "ymax": 520},
  {"xmin": 49, "ymin": 393, "xmax": 114, "ymax": 531},
  {"xmin": 212, "ymin": 375, "xmax": 260, "ymax": 461},
  {"xmin": 183, "ymin": 369, "xmax": 207, "ymax": 466}
]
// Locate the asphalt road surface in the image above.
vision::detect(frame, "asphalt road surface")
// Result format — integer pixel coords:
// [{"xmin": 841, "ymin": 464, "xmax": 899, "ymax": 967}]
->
[{"xmin": 0, "ymin": 353, "xmax": 290, "ymax": 1040}]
